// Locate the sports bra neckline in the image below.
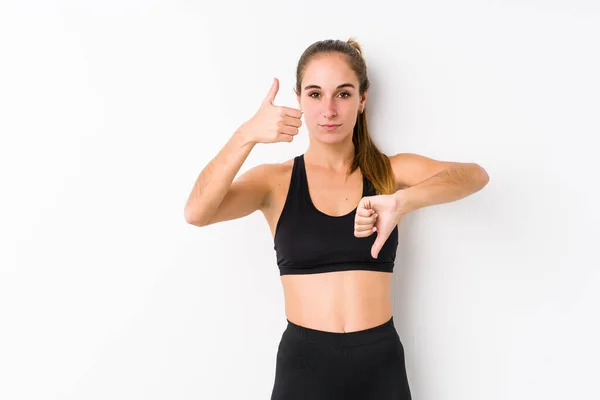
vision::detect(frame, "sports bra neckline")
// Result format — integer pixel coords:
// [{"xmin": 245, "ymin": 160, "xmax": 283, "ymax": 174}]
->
[{"xmin": 300, "ymin": 154, "xmax": 367, "ymax": 219}]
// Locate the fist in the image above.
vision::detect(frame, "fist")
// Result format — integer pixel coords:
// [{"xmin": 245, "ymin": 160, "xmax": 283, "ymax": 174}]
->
[
  {"xmin": 354, "ymin": 194, "xmax": 405, "ymax": 259},
  {"xmin": 239, "ymin": 78, "xmax": 303, "ymax": 144}
]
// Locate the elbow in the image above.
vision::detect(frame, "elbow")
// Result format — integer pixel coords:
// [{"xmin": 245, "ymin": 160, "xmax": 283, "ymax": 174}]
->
[
  {"xmin": 184, "ymin": 205, "xmax": 207, "ymax": 227},
  {"xmin": 475, "ymin": 164, "xmax": 490, "ymax": 187},
  {"xmin": 184, "ymin": 208, "xmax": 197, "ymax": 225},
  {"xmin": 479, "ymin": 165, "xmax": 490, "ymax": 183}
]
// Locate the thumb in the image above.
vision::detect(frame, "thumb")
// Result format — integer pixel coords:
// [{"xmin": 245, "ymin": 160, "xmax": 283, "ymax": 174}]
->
[
  {"xmin": 263, "ymin": 77, "xmax": 279, "ymax": 105},
  {"xmin": 371, "ymin": 231, "xmax": 387, "ymax": 259}
]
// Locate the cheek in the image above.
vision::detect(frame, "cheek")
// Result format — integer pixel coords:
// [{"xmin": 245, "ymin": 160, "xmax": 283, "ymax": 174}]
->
[{"xmin": 302, "ymin": 108, "xmax": 318, "ymax": 122}]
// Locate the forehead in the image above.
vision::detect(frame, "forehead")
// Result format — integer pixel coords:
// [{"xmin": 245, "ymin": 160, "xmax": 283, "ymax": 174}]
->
[{"xmin": 302, "ymin": 53, "xmax": 358, "ymax": 89}]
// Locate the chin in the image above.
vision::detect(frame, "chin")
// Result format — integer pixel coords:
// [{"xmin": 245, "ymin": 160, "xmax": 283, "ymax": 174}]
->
[
  {"xmin": 308, "ymin": 124, "xmax": 352, "ymax": 141},
  {"xmin": 317, "ymin": 132, "xmax": 351, "ymax": 144}
]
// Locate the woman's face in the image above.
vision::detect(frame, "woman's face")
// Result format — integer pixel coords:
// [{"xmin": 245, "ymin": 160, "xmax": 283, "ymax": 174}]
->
[{"xmin": 297, "ymin": 53, "xmax": 367, "ymax": 144}]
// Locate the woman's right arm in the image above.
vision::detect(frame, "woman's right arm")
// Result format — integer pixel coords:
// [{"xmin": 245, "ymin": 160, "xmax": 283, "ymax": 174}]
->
[
  {"xmin": 183, "ymin": 129, "xmax": 266, "ymax": 226},
  {"xmin": 183, "ymin": 78, "xmax": 302, "ymax": 227}
]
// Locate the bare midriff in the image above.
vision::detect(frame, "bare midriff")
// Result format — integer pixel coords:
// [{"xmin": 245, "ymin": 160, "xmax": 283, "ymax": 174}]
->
[
  {"xmin": 280, "ymin": 270, "xmax": 393, "ymax": 333},
  {"xmin": 266, "ymin": 161, "xmax": 395, "ymax": 334}
]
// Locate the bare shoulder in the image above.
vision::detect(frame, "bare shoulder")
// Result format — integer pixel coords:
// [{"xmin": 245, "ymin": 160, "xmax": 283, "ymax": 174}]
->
[
  {"xmin": 238, "ymin": 158, "xmax": 293, "ymax": 184},
  {"xmin": 261, "ymin": 157, "xmax": 295, "ymax": 210},
  {"xmin": 388, "ymin": 152, "xmax": 458, "ymax": 190}
]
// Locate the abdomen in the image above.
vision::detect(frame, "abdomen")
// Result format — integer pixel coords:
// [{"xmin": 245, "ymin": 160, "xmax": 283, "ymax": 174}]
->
[{"xmin": 281, "ymin": 270, "xmax": 393, "ymax": 333}]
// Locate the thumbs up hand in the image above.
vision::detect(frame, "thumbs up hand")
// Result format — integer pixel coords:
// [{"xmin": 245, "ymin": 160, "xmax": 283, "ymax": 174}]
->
[
  {"xmin": 237, "ymin": 78, "xmax": 303, "ymax": 144},
  {"xmin": 354, "ymin": 192, "xmax": 407, "ymax": 259}
]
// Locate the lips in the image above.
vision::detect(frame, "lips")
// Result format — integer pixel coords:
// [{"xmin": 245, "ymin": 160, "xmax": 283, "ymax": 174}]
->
[{"xmin": 320, "ymin": 124, "xmax": 341, "ymax": 131}]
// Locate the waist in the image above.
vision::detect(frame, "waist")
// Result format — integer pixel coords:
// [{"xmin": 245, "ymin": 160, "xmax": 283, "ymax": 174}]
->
[
  {"xmin": 284, "ymin": 315, "xmax": 397, "ymax": 347},
  {"xmin": 281, "ymin": 270, "xmax": 393, "ymax": 332}
]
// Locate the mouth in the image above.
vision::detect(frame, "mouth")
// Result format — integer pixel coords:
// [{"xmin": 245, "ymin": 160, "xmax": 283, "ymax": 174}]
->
[{"xmin": 320, "ymin": 124, "xmax": 341, "ymax": 130}]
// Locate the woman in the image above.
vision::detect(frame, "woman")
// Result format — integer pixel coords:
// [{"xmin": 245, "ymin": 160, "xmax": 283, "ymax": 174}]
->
[{"xmin": 184, "ymin": 38, "xmax": 489, "ymax": 399}]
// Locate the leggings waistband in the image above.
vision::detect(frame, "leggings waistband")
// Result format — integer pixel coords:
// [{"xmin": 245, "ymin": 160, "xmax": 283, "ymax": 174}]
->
[{"xmin": 284, "ymin": 316, "xmax": 397, "ymax": 347}]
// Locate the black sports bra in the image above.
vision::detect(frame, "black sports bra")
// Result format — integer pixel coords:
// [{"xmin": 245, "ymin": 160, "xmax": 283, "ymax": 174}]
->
[{"xmin": 273, "ymin": 154, "xmax": 398, "ymax": 275}]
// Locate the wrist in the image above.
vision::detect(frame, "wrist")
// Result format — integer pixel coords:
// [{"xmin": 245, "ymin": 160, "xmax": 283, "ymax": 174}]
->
[
  {"xmin": 234, "ymin": 126, "xmax": 257, "ymax": 147},
  {"xmin": 392, "ymin": 188, "xmax": 415, "ymax": 215}
]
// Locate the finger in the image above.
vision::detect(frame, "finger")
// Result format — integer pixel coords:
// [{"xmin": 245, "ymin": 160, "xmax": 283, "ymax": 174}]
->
[
  {"xmin": 356, "ymin": 207, "xmax": 375, "ymax": 218},
  {"xmin": 354, "ymin": 223, "xmax": 373, "ymax": 232},
  {"xmin": 277, "ymin": 133, "xmax": 294, "ymax": 142},
  {"xmin": 358, "ymin": 197, "xmax": 373, "ymax": 210},
  {"xmin": 279, "ymin": 106, "xmax": 303, "ymax": 118},
  {"xmin": 355, "ymin": 214, "xmax": 377, "ymax": 225},
  {"xmin": 263, "ymin": 78, "xmax": 279, "ymax": 105},
  {"xmin": 281, "ymin": 115, "xmax": 303, "ymax": 128},
  {"xmin": 371, "ymin": 232, "xmax": 386, "ymax": 259},
  {"xmin": 355, "ymin": 227, "xmax": 377, "ymax": 238},
  {"xmin": 280, "ymin": 125, "xmax": 299, "ymax": 136}
]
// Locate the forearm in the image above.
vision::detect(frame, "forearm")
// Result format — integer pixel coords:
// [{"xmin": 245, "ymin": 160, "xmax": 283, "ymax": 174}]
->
[
  {"xmin": 395, "ymin": 163, "xmax": 489, "ymax": 214},
  {"xmin": 184, "ymin": 129, "xmax": 256, "ymax": 224}
]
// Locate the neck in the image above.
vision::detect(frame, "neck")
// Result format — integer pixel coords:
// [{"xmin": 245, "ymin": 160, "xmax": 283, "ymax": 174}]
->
[{"xmin": 304, "ymin": 138, "xmax": 355, "ymax": 174}]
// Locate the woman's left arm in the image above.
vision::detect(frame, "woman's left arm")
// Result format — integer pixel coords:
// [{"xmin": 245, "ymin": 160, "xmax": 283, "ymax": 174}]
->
[{"xmin": 389, "ymin": 153, "xmax": 490, "ymax": 214}]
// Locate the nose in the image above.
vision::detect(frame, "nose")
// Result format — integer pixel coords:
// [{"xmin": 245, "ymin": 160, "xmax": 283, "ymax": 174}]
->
[{"xmin": 323, "ymin": 98, "xmax": 337, "ymax": 118}]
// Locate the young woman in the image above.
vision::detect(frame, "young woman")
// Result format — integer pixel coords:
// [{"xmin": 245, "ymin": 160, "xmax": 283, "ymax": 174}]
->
[{"xmin": 184, "ymin": 38, "xmax": 489, "ymax": 400}]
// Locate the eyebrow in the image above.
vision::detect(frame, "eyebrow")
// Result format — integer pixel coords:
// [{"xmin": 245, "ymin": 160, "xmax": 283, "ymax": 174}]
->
[{"xmin": 303, "ymin": 83, "xmax": 356, "ymax": 91}]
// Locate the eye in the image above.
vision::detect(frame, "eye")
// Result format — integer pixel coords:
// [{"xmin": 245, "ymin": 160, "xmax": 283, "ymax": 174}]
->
[{"xmin": 308, "ymin": 92, "xmax": 351, "ymax": 99}]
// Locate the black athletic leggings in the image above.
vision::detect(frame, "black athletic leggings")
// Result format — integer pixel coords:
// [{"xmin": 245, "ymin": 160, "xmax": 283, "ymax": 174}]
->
[{"xmin": 270, "ymin": 316, "xmax": 412, "ymax": 400}]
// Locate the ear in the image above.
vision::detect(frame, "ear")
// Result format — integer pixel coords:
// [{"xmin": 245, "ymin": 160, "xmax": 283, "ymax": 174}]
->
[{"xmin": 360, "ymin": 89, "xmax": 368, "ymax": 110}]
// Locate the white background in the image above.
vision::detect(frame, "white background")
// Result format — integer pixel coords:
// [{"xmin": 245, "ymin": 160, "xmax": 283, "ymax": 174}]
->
[{"xmin": 1, "ymin": 1, "xmax": 599, "ymax": 399}]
